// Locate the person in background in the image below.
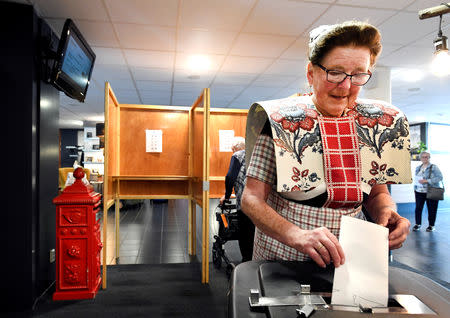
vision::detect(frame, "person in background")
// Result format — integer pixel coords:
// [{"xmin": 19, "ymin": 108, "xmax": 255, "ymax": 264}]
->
[
  {"xmin": 413, "ymin": 151, "xmax": 443, "ymax": 232},
  {"xmin": 242, "ymin": 20, "xmax": 412, "ymax": 268},
  {"xmin": 220, "ymin": 136, "xmax": 255, "ymax": 262}
]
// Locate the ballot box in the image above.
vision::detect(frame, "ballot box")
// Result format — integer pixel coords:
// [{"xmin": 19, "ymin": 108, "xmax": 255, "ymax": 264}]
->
[{"xmin": 228, "ymin": 261, "xmax": 449, "ymax": 318}]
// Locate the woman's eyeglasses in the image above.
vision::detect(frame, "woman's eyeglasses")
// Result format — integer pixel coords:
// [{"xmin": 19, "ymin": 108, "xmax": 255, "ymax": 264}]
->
[{"xmin": 316, "ymin": 64, "xmax": 372, "ymax": 86}]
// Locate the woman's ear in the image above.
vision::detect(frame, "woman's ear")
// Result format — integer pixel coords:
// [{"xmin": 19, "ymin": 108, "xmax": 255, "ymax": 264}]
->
[{"xmin": 306, "ymin": 62, "xmax": 314, "ymax": 86}]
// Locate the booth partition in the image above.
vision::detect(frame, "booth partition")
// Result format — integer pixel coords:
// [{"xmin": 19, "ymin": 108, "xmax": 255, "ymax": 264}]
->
[{"xmin": 102, "ymin": 83, "xmax": 247, "ymax": 286}]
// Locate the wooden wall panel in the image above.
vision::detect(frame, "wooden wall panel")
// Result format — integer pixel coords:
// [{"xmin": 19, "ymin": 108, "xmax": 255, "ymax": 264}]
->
[
  {"xmin": 119, "ymin": 108, "xmax": 189, "ymax": 176},
  {"xmin": 209, "ymin": 180, "xmax": 224, "ymax": 198},
  {"xmin": 192, "ymin": 108, "xmax": 204, "ymax": 179},
  {"xmin": 104, "ymin": 84, "xmax": 120, "ymax": 207},
  {"xmin": 209, "ymin": 109, "xmax": 247, "ymax": 178},
  {"xmin": 118, "ymin": 180, "xmax": 189, "ymax": 196}
]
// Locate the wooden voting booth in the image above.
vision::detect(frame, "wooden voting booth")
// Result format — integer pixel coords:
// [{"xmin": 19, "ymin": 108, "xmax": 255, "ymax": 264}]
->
[{"xmin": 102, "ymin": 83, "xmax": 247, "ymax": 286}]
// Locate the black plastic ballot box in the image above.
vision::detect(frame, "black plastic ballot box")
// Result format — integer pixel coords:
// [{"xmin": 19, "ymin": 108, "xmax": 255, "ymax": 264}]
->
[{"xmin": 228, "ymin": 261, "xmax": 449, "ymax": 318}]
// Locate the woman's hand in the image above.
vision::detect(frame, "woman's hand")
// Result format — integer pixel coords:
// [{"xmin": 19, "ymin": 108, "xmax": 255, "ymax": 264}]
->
[
  {"xmin": 291, "ymin": 226, "xmax": 345, "ymax": 268},
  {"xmin": 242, "ymin": 177, "xmax": 345, "ymax": 268},
  {"xmin": 418, "ymin": 179, "xmax": 428, "ymax": 184},
  {"xmin": 376, "ymin": 208, "xmax": 410, "ymax": 249},
  {"xmin": 365, "ymin": 184, "xmax": 411, "ymax": 249}
]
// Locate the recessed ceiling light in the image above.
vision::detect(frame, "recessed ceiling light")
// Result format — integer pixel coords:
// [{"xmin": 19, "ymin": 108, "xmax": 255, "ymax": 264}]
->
[
  {"xmin": 187, "ymin": 55, "xmax": 211, "ymax": 73},
  {"xmin": 403, "ymin": 69, "xmax": 425, "ymax": 82},
  {"xmin": 408, "ymin": 87, "xmax": 421, "ymax": 92}
]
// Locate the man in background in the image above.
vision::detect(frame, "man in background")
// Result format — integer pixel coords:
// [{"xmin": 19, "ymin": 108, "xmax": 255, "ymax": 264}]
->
[{"xmin": 220, "ymin": 137, "xmax": 255, "ymax": 262}]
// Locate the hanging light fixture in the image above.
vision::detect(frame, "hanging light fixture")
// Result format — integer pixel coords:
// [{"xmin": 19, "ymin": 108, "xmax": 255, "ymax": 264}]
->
[
  {"xmin": 419, "ymin": 3, "xmax": 450, "ymax": 77},
  {"xmin": 431, "ymin": 15, "xmax": 450, "ymax": 77}
]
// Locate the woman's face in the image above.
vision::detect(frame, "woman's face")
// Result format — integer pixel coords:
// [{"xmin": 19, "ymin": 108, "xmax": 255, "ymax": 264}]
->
[
  {"xmin": 307, "ymin": 46, "xmax": 371, "ymax": 117},
  {"xmin": 420, "ymin": 153, "xmax": 430, "ymax": 164}
]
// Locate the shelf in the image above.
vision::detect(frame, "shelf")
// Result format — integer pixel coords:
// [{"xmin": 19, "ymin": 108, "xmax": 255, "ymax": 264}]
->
[
  {"xmin": 84, "ymin": 149, "xmax": 103, "ymax": 152},
  {"xmin": 84, "ymin": 162, "xmax": 104, "ymax": 164}
]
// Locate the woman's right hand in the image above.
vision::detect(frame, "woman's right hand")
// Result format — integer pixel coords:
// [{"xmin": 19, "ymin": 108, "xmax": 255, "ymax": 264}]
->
[{"xmin": 292, "ymin": 226, "xmax": 345, "ymax": 268}]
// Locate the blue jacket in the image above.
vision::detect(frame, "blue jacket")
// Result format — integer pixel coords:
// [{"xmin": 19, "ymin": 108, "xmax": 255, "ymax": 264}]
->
[{"xmin": 414, "ymin": 164, "xmax": 443, "ymax": 191}]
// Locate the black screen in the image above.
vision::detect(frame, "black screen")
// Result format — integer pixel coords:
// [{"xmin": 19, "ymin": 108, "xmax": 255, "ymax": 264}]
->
[{"xmin": 52, "ymin": 19, "xmax": 95, "ymax": 102}]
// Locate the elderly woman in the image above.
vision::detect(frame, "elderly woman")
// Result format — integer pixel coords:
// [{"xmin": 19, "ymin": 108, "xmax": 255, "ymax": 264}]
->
[
  {"xmin": 413, "ymin": 151, "xmax": 443, "ymax": 232},
  {"xmin": 241, "ymin": 21, "xmax": 412, "ymax": 268}
]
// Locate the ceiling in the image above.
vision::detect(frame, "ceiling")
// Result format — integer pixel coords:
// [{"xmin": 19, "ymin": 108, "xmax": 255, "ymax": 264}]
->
[{"xmin": 15, "ymin": 0, "xmax": 450, "ymax": 127}]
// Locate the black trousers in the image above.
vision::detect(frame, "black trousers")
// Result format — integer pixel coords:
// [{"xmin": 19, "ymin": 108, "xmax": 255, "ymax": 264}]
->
[
  {"xmin": 237, "ymin": 210, "xmax": 255, "ymax": 262},
  {"xmin": 414, "ymin": 191, "xmax": 439, "ymax": 226}
]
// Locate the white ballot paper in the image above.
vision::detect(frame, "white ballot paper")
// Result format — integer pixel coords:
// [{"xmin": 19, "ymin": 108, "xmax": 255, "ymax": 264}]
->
[{"xmin": 331, "ymin": 215, "xmax": 389, "ymax": 308}]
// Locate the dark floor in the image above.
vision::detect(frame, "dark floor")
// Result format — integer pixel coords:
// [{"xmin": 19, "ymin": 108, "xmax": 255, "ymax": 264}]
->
[{"xmin": 108, "ymin": 198, "xmax": 449, "ymax": 287}]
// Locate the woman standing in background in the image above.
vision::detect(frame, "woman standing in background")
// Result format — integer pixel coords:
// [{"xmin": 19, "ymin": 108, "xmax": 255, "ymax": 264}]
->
[{"xmin": 413, "ymin": 151, "xmax": 443, "ymax": 232}]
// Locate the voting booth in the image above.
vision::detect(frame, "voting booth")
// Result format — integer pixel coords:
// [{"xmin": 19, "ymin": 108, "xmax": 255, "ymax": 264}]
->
[{"xmin": 101, "ymin": 83, "xmax": 247, "ymax": 286}]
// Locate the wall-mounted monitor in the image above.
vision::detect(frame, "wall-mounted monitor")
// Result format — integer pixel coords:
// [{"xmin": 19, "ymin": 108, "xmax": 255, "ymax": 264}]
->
[{"xmin": 51, "ymin": 19, "xmax": 95, "ymax": 102}]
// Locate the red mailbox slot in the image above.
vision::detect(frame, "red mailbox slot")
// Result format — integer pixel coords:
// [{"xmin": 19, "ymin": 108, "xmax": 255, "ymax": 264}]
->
[{"xmin": 53, "ymin": 167, "xmax": 102, "ymax": 300}]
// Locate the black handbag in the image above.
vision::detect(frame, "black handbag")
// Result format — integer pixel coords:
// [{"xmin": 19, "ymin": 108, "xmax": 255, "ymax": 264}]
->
[{"xmin": 426, "ymin": 164, "xmax": 445, "ymax": 201}]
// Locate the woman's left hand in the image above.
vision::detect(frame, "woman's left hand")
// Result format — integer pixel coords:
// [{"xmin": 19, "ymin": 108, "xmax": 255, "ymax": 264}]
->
[{"xmin": 376, "ymin": 209, "xmax": 410, "ymax": 249}]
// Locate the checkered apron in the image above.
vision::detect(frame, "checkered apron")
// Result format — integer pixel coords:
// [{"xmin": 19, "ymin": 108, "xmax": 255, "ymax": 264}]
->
[
  {"xmin": 249, "ymin": 130, "xmax": 365, "ymax": 261},
  {"xmin": 253, "ymin": 191, "xmax": 364, "ymax": 261}
]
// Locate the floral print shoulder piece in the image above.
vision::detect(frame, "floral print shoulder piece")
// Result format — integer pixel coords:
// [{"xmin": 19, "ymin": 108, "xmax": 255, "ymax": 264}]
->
[{"xmin": 245, "ymin": 95, "xmax": 412, "ymax": 197}]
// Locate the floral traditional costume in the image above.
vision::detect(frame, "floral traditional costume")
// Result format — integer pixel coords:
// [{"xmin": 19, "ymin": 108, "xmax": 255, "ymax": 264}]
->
[{"xmin": 245, "ymin": 94, "xmax": 412, "ymax": 260}]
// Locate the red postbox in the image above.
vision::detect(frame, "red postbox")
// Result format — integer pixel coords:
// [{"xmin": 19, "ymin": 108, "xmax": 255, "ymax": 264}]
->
[{"xmin": 53, "ymin": 167, "xmax": 102, "ymax": 300}]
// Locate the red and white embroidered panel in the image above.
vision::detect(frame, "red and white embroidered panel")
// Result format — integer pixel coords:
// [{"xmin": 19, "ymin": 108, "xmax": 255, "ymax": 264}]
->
[{"xmin": 318, "ymin": 116, "xmax": 363, "ymax": 209}]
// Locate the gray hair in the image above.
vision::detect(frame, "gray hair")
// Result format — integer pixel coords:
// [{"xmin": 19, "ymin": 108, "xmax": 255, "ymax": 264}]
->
[{"xmin": 231, "ymin": 136, "xmax": 245, "ymax": 151}]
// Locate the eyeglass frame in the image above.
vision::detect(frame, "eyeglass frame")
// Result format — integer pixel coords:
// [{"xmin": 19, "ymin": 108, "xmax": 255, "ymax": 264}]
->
[{"xmin": 315, "ymin": 63, "xmax": 372, "ymax": 86}]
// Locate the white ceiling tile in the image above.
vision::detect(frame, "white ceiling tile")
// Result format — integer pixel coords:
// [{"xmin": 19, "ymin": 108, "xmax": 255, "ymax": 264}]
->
[
  {"xmin": 253, "ymin": 74, "xmax": 299, "ymax": 87},
  {"xmin": 377, "ymin": 44, "xmax": 404, "ymax": 63},
  {"xmin": 239, "ymin": 85, "xmax": 280, "ymax": 100},
  {"xmin": 107, "ymin": 78, "xmax": 136, "ymax": 90},
  {"xmin": 336, "ymin": 0, "xmax": 414, "ymax": 10},
  {"xmin": 210, "ymin": 99, "xmax": 233, "ymax": 108},
  {"xmin": 212, "ymin": 72, "xmax": 258, "ymax": 85},
  {"xmin": 36, "ymin": 0, "xmax": 108, "ymax": 20},
  {"xmin": 173, "ymin": 68, "xmax": 215, "ymax": 83},
  {"xmin": 279, "ymin": 37, "xmax": 309, "ymax": 60},
  {"xmin": 72, "ymin": 20, "xmax": 119, "ymax": 47},
  {"xmin": 377, "ymin": 12, "xmax": 439, "ymax": 45},
  {"xmin": 221, "ymin": 56, "xmax": 274, "ymax": 73},
  {"xmin": 228, "ymin": 96, "xmax": 257, "ymax": 109},
  {"xmin": 91, "ymin": 64, "xmax": 132, "ymax": 83},
  {"xmin": 140, "ymin": 90, "xmax": 171, "ymax": 103},
  {"xmin": 171, "ymin": 96, "xmax": 197, "ymax": 106},
  {"xmin": 113, "ymin": 88, "xmax": 139, "ymax": 98},
  {"xmin": 312, "ymin": 5, "xmax": 396, "ymax": 29},
  {"xmin": 136, "ymin": 81, "xmax": 172, "ymax": 92},
  {"xmin": 115, "ymin": 24, "xmax": 176, "ymax": 50},
  {"xmin": 173, "ymin": 82, "xmax": 209, "ymax": 93},
  {"xmin": 141, "ymin": 96, "xmax": 171, "ymax": 105},
  {"xmin": 131, "ymin": 67, "xmax": 173, "ymax": 81},
  {"xmin": 104, "ymin": 0, "xmax": 178, "ymax": 26},
  {"xmin": 230, "ymin": 33, "xmax": 296, "ymax": 58},
  {"xmin": 175, "ymin": 53, "xmax": 225, "ymax": 71},
  {"xmin": 243, "ymin": 0, "xmax": 329, "ymax": 36},
  {"xmin": 117, "ymin": 96, "xmax": 142, "ymax": 104},
  {"xmin": 378, "ymin": 45, "xmax": 433, "ymax": 67},
  {"xmin": 178, "ymin": 29, "xmax": 237, "ymax": 55},
  {"xmin": 404, "ymin": 0, "xmax": 450, "ymax": 12},
  {"xmin": 32, "ymin": 0, "xmax": 450, "ymax": 125},
  {"xmin": 264, "ymin": 59, "xmax": 307, "ymax": 75},
  {"xmin": 179, "ymin": 0, "xmax": 256, "ymax": 31},
  {"xmin": 91, "ymin": 47, "xmax": 126, "ymax": 65},
  {"xmin": 209, "ymin": 84, "xmax": 245, "ymax": 97},
  {"xmin": 124, "ymin": 50, "xmax": 175, "ymax": 68}
]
